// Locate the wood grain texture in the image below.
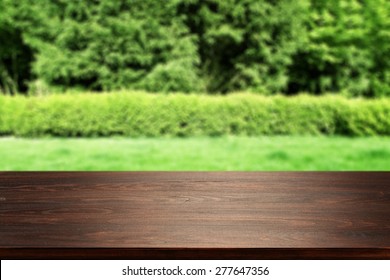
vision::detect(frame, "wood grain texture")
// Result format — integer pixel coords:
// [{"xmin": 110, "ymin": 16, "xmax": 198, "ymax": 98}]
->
[{"xmin": 0, "ymin": 172, "xmax": 389, "ymax": 259}]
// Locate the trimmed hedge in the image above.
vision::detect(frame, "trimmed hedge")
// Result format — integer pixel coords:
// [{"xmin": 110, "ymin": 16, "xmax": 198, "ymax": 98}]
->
[{"xmin": 1, "ymin": 92, "xmax": 390, "ymax": 137}]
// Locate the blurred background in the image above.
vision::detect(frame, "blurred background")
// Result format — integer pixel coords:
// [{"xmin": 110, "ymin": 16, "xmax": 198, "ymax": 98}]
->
[{"xmin": 0, "ymin": 0, "xmax": 389, "ymax": 170}]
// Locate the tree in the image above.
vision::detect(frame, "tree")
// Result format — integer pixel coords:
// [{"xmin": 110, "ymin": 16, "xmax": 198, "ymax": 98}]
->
[
  {"xmin": 288, "ymin": 0, "xmax": 372, "ymax": 96},
  {"xmin": 2, "ymin": 0, "xmax": 389, "ymax": 96},
  {"xmin": 23, "ymin": 0, "xmax": 201, "ymax": 92},
  {"xmin": 176, "ymin": 0, "xmax": 308, "ymax": 93},
  {"xmin": 364, "ymin": 0, "xmax": 390, "ymax": 97},
  {"xmin": 0, "ymin": 0, "xmax": 33, "ymax": 94}
]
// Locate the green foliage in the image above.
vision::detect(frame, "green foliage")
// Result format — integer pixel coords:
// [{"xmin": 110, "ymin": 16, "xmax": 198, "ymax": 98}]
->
[
  {"xmin": 1, "ymin": 0, "xmax": 390, "ymax": 96},
  {"xmin": 288, "ymin": 0, "xmax": 390, "ymax": 97},
  {"xmin": 1, "ymin": 92, "xmax": 389, "ymax": 137},
  {"xmin": 288, "ymin": 0, "xmax": 371, "ymax": 95},
  {"xmin": 21, "ymin": 0, "xmax": 201, "ymax": 92},
  {"xmin": 176, "ymin": 0, "xmax": 308, "ymax": 93},
  {"xmin": 364, "ymin": 0, "xmax": 390, "ymax": 97},
  {"xmin": 0, "ymin": 0, "xmax": 33, "ymax": 94}
]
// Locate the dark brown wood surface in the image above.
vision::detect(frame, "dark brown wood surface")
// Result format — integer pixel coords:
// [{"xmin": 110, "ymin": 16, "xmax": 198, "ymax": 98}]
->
[{"xmin": 0, "ymin": 172, "xmax": 389, "ymax": 259}]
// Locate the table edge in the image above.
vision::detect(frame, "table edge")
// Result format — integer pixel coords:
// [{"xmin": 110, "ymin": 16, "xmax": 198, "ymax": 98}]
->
[{"xmin": 1, "ymin": 248, "xmax": 389, "ymax": 260}]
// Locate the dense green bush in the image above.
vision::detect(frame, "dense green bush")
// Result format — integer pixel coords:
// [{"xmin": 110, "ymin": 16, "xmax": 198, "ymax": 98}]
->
[
  {"xmin": 10, "ymin": 0, "xmax": 305, "ymax": 94},
  {"xmin": 365, "ymin": 0, "xmax": 390, "ymax": 97},
  {"xmin": 0, "ymin": 0, "xmax": 33, "ymax": 94},
  {"xmin": 288, "ymin": 0, "xmax": 390, "ymax": 97},
  {"xmin": 25, "ymin": 0, "xmax": 201, "ymax": 92},
  {"xmin": 1, "ymin": 92, "xmax": 389, "ymax": 137},
  {"xmin": 288, "ymin": 0, "xmax": 370, "ymax": 95},
  {"xmin": 175, "ymin": 0, "xmax": 307, "ymax": 93},
  {"xmin": 2, "ymin": 0, "xmax": 390, "ymax": 96}
]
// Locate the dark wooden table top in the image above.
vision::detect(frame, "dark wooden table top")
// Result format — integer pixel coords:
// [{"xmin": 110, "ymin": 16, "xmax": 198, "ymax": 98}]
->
[{"xmin": 0, "ymin": 172, "xmax": 389, "ymax": 259}]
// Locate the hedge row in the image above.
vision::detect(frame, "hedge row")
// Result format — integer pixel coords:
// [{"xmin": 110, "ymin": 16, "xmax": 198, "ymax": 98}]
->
[{"xmin": 1, "ymin": 93, "xmax": 390, "ymax": 137}]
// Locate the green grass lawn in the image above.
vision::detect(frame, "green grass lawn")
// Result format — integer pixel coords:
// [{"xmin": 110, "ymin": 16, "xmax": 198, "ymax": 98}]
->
[{"xmin": 0, "ymin": 136, "xmax": 389, "ymax": 171}]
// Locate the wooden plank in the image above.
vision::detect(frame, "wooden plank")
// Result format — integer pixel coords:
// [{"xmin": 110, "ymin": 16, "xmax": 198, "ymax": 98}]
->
[{"xmin": 0, "ymin": 172, "xmax": 389, "ymax": 259}]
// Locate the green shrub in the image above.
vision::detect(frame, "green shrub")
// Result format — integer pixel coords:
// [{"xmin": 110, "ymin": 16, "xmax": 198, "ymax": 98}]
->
[
  {"xmin": 1, "ymin": 92, "xmax": 389, "ymax": 137},
  {"xmin": 3, "ymin": 0, "xmax": 390, "ymax": 96},
  {"xmin": 175, "ymin": 0, "xmax": 308, "ymax": 93}
]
